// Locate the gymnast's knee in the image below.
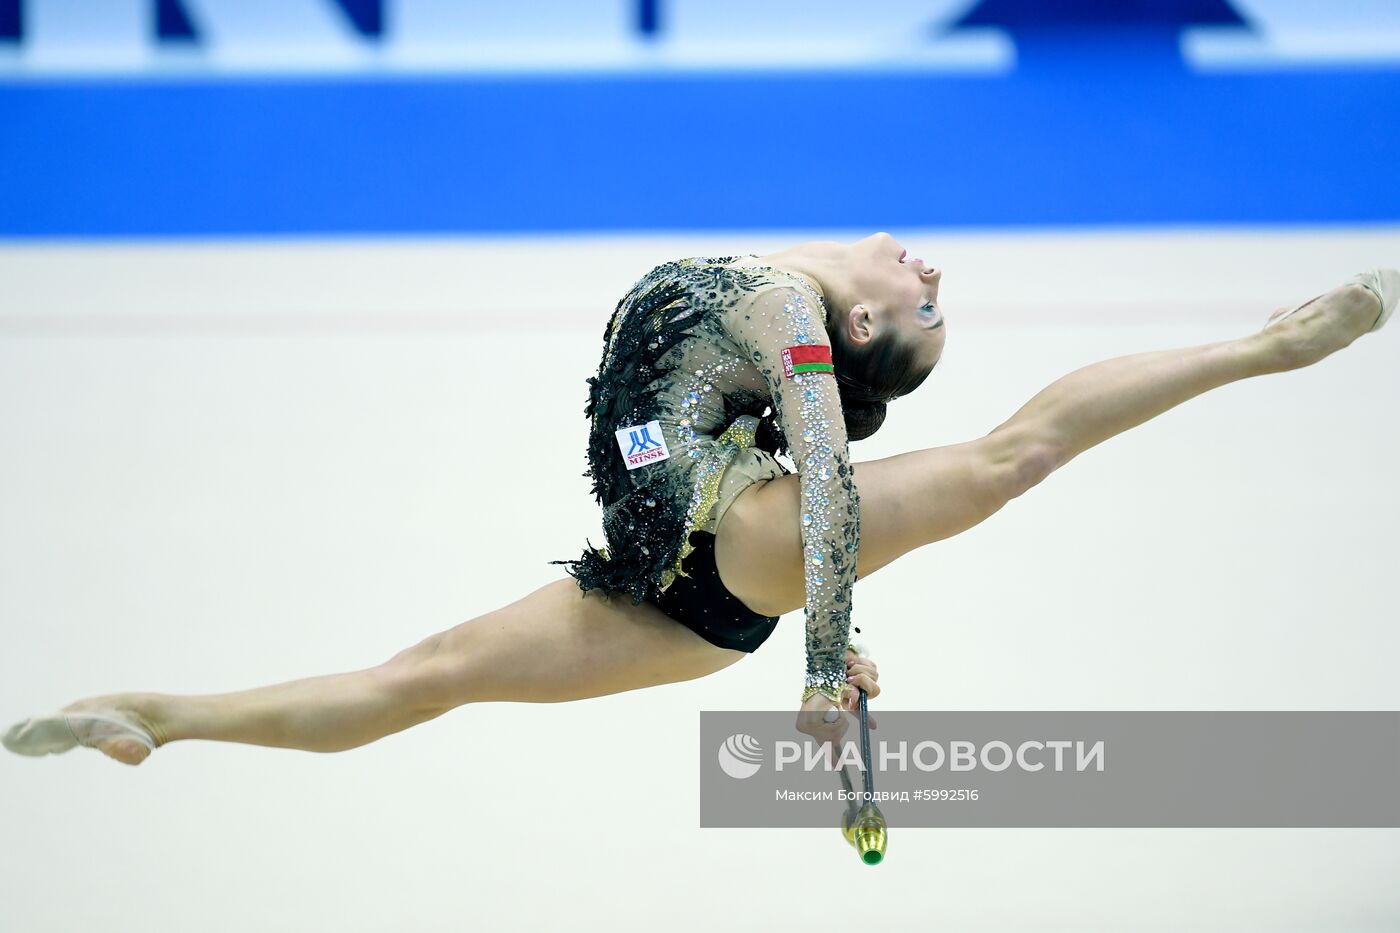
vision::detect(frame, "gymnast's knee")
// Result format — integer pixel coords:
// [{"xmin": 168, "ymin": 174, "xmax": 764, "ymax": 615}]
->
[
  {"xmin": 379, "ymin": 628, "xmax": 477, "ymax": 713},
  {"xmin": 983, "ymin": 429, "xmax": 1066, "ymax": 502}
]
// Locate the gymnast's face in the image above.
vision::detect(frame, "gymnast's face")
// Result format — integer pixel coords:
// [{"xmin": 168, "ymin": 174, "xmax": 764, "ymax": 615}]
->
[{"xmin": 844, "ymin": 232, "xmax": 946, "ymax": 372}]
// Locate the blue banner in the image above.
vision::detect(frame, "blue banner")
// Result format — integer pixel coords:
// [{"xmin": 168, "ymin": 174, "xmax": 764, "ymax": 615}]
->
[{"xmin": 3, "ymin": 0, "xmax": 1399, "ymax": 236}]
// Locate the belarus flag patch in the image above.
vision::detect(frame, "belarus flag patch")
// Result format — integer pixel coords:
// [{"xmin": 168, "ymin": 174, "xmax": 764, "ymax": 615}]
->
[{"xmin": 780, "ymin": 344, "xmax": 835, "ymax": 379}]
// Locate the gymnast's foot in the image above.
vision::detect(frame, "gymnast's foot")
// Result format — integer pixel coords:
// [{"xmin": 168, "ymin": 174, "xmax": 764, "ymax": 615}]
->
[
  {"xmin": 1262, "ymin": 269, "xmax": 1396, "ymax": 370},
  {"xmin": 3, "ymin": 695, "xmax": 163, "ymax": 766}
]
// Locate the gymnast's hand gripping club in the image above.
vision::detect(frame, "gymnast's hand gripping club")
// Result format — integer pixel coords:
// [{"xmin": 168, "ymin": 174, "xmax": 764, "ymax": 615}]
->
[{"xmin": 826, "ymin": 641, "xmax": 887, "ymax": 864}]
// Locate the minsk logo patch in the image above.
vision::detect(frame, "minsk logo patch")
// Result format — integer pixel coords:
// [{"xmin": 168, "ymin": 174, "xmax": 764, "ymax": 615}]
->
[
  {"xmin": 780, "ymin": 344, "xmax": 835, "ymax": 379},
  {"xmin": 615, "ymin": 420, "xmax": 671, "ymax": 470}
]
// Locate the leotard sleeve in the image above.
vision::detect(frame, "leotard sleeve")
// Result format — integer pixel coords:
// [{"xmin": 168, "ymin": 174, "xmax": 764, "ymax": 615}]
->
[{"xmin": 722, "ymin": 284, "xmax": 859, "ymax": 705}]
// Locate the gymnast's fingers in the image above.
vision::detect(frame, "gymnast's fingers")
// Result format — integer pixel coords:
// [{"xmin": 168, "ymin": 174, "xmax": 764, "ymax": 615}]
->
[
  {"xmin": 846, "ymin": 671, "xmax": 879, "ymax": 699},
  {"xmin": 846, "ymin": 661, "xmax": 878, "ymax": 686},
  {"xmin": 846, "ymin": 653, "xmax": 877, "ymax": 677}
]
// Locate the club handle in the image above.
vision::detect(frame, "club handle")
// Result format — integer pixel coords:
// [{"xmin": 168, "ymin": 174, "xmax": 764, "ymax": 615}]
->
[{"xmin": 834, "ymin": 680, "xmax": 886, "ymax": 865}]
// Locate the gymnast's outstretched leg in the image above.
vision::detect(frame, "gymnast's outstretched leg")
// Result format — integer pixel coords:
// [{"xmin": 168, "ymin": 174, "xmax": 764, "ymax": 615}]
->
[
  {"xmin": 716, "ymin": 280, "xmax": 1387, "ymax": 616},
  {"xmin": 3, "ymin": 579, "xmax": 754, "ymax": 765}
]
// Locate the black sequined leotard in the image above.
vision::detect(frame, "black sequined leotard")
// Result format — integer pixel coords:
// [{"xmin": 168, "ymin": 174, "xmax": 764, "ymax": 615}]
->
[{"xmin": 552, "ymin": 255, "xmax": 860, "ymax": 704}]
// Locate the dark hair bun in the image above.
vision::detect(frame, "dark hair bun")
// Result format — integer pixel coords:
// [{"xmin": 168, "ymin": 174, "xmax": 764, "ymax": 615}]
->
[
  {"xmin": 827, "ymin": 311, "xmax": 935, "ymax": 443},
  {"xmin": 842, "ymin": 396, "xmax": 887, "ymax": 442}
]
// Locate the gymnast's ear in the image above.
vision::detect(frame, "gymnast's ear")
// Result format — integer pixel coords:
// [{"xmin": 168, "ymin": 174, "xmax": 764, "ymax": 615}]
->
[{"xmin": 845, "ymin": 303, "xmax": 875, "ymax": 347}]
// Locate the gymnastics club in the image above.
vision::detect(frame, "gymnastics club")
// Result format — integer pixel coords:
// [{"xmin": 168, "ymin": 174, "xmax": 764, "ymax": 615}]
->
[{"xmin": 828, "ymin": 641, "xmax": 887, "ymax": 864}]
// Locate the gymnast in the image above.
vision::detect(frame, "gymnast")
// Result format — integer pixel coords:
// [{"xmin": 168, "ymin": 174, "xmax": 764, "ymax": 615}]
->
[{"xmin": 4, "ymin": 234, "xmax": 1395, "ymax": 765}]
